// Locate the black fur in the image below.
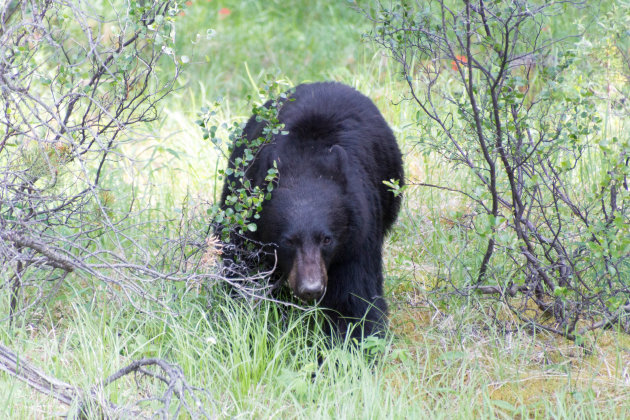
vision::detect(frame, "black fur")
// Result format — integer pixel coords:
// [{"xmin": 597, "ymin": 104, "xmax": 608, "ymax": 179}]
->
[{"xmin": 220, "ymin": 82, "xmax": 404, "ymax": 339}]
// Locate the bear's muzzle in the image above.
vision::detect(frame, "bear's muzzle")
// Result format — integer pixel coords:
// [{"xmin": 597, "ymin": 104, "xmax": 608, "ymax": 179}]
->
[{"xmin": 287, "ymin": 244, "xmax": 328, "ymax": 302}]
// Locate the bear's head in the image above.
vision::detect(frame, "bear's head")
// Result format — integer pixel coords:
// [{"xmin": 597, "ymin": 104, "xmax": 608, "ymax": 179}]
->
[{"xmin": 256, "ymin": 145, "xmax": 356, "ymax": 302}]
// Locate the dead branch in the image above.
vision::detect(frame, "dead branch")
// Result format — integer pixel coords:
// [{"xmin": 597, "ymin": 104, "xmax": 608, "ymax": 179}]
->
[
  {"xmin": 0, "ymin": 343, "xmax": 77, "ymax": 406},
  {"xmin": 467, "ymin": 284, "xmax": 531, "ymax": 297},
  {"xmin": 0, "ymin": 343, "xmax": 213, "ymax": 419}
]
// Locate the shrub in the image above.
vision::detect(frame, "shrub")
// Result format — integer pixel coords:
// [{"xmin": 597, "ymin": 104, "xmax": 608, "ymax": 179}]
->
[{"xmin": 364, "ymin": 0, "xmax": 629, "ymax": 338}]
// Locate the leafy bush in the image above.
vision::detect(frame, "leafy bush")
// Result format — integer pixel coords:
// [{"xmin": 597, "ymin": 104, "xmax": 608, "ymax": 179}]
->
[
  {"xmin": 0, "ymin": 0, "xmax": 194, "ymax": 318},
  {"xmin": 196, "ymin": 80, "xmax": 291, "ymax": 298},
  {"xmin": 198, "ymin": 81, "xmax": 290, "ymax": 240},
  {"xmin": 364, "ymin": 0, "xmax": 629, "ymax": 338}
]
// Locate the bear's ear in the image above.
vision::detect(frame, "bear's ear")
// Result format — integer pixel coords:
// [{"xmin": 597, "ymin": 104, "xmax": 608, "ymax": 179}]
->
[
  {"xmin": 329, "ymin": 144, "xmax": 347, "ymax": 165},
  {"xmin": 321, "ymin": 145, "xmax": 349, "ymax": 187},
  {"xmin": 247, "ymin": 148, "xmax": 276, "ymax": 187}
]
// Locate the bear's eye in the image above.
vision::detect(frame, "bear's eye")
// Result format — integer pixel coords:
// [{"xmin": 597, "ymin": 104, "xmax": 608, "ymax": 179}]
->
[
  {"xmin": 322, "ymin": 236, "xmax": 332, "ymax": 246},
  {"xmin": 281, "ymin": 237, "xmax": 295, "ymax": 247}
]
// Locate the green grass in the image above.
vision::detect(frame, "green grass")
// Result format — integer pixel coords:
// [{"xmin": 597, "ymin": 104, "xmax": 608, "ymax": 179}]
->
[
  {"xmin": 3, "ymin": 283, "xmax": 629, "ymax": 418},
  {"xmin": 2, "ymin": 0, "xmax": 629, "ymax": 418}
]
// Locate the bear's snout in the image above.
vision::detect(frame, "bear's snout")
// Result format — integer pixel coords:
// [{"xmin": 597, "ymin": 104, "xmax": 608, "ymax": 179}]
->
[
  {"xmin": 297, "ymin": 282, "xmax": 325, "ymax": 302},
  {"xmin": 287, "ymin": 245, "xmax": 328, "ymax": 302}
]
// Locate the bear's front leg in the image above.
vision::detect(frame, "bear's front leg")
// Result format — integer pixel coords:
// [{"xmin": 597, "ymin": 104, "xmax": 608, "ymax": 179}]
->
[{"xmin": 322, "ymin": 258, "xmax": 388, "ymax": 341}]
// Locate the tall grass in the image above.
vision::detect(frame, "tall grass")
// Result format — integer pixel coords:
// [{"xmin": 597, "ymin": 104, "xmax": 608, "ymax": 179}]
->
[{"xmin": 3, "ymin": 281, "xmax": 628, "ymax": 418}]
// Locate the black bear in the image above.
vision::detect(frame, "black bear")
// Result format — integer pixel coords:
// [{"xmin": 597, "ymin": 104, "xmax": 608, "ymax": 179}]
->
[{"xmin": 220, "ymin": 82, "xmax": 403, "ymax": 339}]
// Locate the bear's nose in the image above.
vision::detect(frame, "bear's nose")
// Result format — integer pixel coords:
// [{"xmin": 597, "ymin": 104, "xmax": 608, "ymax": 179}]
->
[{"xmin": 296, "ymin": 283, "xmax": 325, "ymax": 301}]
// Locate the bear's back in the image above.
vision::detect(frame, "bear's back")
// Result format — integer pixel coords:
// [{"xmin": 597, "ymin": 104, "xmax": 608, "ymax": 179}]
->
[{"xmin": 235, "ymin": 82, "xmax": 403, "ymax": 232}]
